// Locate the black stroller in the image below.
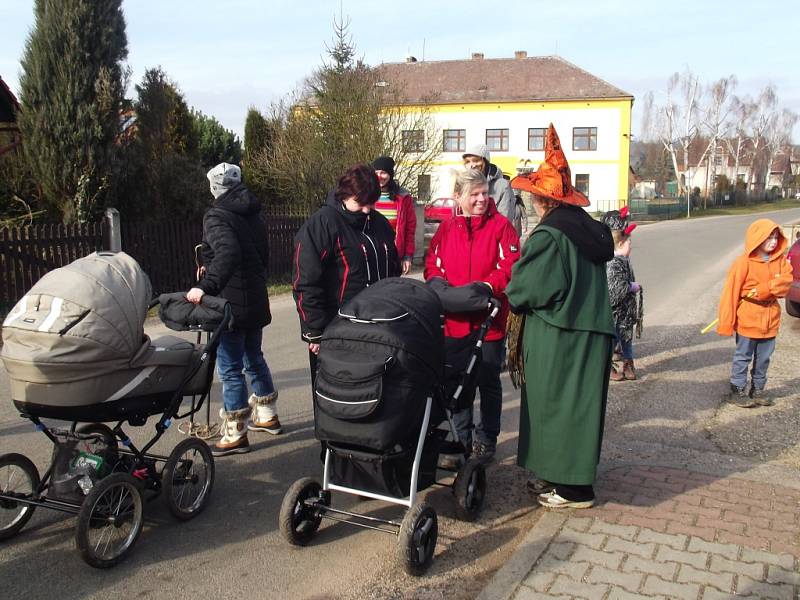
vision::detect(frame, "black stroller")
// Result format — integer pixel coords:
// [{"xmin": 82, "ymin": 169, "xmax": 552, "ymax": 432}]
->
[
  {"xmin": 0, "ymin": 252, "xmax": 229, "ymax": 568},
  {"xmin": 279, "ymin": 277, "xmax": 499, "ymax": 575}
]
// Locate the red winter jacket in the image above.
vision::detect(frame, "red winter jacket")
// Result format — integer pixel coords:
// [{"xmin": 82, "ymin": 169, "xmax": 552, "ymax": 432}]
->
[
  {"xmin": 424, "ymin": 204, "xmax": 520, "ymax": 341},
  {"xmin": 374, "ymin": 184, "xmax": 416, "ymax": 261}
]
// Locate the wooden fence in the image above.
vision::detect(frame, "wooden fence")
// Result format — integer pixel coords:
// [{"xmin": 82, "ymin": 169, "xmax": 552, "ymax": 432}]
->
[{"xmin": 0, "ymin": 215, "xmax": 305, "ymax": 315}]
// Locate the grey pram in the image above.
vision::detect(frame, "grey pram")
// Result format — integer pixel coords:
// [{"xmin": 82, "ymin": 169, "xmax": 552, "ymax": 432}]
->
[{"xmin": 0, "ymin": 252, "xmax": 230, "ymax": 568}]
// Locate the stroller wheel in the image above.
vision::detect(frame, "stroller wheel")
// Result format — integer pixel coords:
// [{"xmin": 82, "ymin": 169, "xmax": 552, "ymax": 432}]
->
[
  {"xmin": 279, "ymin": 478, "xmax": 325, "ymax": 546},
  {"xmin": 453, "ymin": 459, "xmax": 487, "ymax": 522},
  {"xmin": 0, "ymin": 453, "xmax": 40, "ymax": 541},
  {"xmin": 397, "ymin": 502, "xmax": 438, "ymax": 576},
  {"xmin": 76, "ymin": 473, "xmax": 143, "ymax": 568},
  {"xmin": 162, "ymin": 438, "xmax": 215, "ymax": 521}
]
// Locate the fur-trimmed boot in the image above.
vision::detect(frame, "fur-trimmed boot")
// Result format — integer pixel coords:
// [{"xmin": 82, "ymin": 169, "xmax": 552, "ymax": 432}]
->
[
  {"xmin": 213, "ymin": 407, "xmax": 251, "ymax": 456},
  {"xmin": 622, "ymin": 359, "xmax": 637, "ymax": 381},
  {"xmin": 248, "ymin": 392, "xmax": 282, "ymax": 435}
]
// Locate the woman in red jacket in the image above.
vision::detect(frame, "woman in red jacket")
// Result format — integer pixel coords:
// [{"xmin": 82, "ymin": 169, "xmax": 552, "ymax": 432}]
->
[
  {"xmin": 425, "ymin": 169, "xmax": 520, "ymax": 463},
  {"xmin": 372, "ymin": 156, "xmax": 417, "ymax": 274}
]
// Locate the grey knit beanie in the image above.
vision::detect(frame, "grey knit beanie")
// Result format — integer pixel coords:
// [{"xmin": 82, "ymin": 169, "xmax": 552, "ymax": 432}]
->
[
  {"xmin": 207, "ymin": 163, "xmax": 242, "ymax": 199},
  {"xmin": 463, "ymin": 143, "xmax": 491, "ymax": 162}
]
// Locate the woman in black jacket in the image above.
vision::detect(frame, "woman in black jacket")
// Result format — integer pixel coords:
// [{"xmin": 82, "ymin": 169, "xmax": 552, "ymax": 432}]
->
[
  {"xmin": 293, "ymin": 163, "xmax": 400, "ymax": 362},
  {"xmin": 187, "ymin": 162, "xmax": 280, "ymax": 457}
]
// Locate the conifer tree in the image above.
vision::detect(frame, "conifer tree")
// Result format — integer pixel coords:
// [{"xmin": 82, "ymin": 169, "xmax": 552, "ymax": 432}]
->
[{"xmin": 18, "ymin": 0, "xmax": 128, "ymax": 222}]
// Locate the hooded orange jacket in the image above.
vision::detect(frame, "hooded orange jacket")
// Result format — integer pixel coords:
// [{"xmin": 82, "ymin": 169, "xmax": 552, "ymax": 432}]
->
[{"xmin": 717, "ymin": 219, "xmax": 793, "ymax": 338}]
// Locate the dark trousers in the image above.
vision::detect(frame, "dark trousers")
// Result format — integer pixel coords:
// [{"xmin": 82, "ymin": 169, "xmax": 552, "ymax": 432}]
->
[{"xmin": 450, "ymin": 339, "xmax": 504, "ymax": 450}]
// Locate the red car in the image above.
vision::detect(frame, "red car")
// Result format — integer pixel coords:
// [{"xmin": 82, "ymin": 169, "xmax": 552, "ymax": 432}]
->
[
  {"xmin": 787, "ymin": 234, "xmax": 800, "ymax": 317},
  {"xmin": 424, "ymin": 197, "xmax": 457, "ymax": 223}
]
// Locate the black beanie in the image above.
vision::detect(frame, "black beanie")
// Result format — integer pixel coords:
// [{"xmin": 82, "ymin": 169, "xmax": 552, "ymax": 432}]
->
[{"xmin": 371, "ymin": 156, "xmax": 395, "ymax": 179}]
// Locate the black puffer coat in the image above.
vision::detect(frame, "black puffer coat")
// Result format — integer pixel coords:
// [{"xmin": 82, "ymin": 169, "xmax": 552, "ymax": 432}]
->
[
  {"xmin": 292, "ymin": 191, "xmax": 400, "ymax": 342},
  {"xmin": 197, "ymin": 183, "xmax": 271, "ymax": 330}
]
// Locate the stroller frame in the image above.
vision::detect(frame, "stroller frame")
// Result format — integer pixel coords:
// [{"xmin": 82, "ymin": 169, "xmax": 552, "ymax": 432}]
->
[
  {"xmin": 0, "ymin": 297, "xmax": 231, "ymax": 569},
  {"xmin": 280, "ymin": 299, "xmax": 500, "ymax": 575}
]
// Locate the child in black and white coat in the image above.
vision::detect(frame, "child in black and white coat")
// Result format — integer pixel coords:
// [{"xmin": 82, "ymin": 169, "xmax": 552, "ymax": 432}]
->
[{"xmin": 602, "ymin": 207, "xmax": 643, "ymax": 381}]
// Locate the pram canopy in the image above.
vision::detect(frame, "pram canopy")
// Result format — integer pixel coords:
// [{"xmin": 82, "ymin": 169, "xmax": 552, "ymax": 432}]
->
[
  {"xmin": 1, "ymin": 252, "xmax": 215, "ymax": 417},
  {"xmin": 2, "ymin": 252, "xmax": 152, "ymax": 384},
  {"xmin": 314, "ymin": 278, "xmax": 444, "ymax": 451}
]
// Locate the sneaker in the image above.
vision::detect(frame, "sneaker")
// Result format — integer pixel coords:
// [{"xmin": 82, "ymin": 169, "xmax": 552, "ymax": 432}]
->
[
  {"xmin": 472, "ymin": 440, "xmax": 495, "ymax": 464},
  {"xmin": 537, "ymin": 489, "xmax": 594, "ymax": 509},
  {"xmin": 728, "ymin": 384, "xmax": 756, "ymax": 408},
  {"xmin": 437, "ymin": 453, "xmax": 464, "ymax": 470},
  {"xmin": 526, "ymin": 477, "xmax": 555, "ymax": 495},
  {"xmin": 609, "ymin": 364, "xmax": 625, "ymax": 382},
  {"xmin": 749, "ymin": 387, "xmax": 774, "ymax": 407}
]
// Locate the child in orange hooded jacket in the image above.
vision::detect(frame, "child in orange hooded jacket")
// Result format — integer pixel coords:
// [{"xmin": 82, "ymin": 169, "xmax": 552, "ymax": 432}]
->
[{"xmin": 717, "ymin": 219, "xmax": 793, "ymax": 407}]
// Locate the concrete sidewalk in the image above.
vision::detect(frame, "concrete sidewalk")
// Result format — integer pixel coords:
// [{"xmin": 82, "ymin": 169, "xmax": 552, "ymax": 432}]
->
[{"xmin": 478, "ymin": 465, "xmax": 800, "ymax": 600}]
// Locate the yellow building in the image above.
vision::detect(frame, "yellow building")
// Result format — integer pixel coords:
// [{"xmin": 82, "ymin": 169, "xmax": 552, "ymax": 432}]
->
[{"xmin": 379, "ymin": 52, "xmax": 634, "ymax": 212}]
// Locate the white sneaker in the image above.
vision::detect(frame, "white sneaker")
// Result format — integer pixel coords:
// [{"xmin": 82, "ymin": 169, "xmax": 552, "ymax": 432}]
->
[{"xmin": 537, "ymin": 490, "xmax": 594, "ymax": 509}]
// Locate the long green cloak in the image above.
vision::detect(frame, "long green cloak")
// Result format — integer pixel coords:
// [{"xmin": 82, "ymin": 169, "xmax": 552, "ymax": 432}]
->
[{"xmin": 505, "ymin": 225, "xmax": 615, "ymax": 485}]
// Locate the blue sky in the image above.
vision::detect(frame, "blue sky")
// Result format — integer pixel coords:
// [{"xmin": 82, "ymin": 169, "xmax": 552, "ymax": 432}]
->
[{"xmin": 1, "ymin": 0, "xmax": 798, "ymax": 141}]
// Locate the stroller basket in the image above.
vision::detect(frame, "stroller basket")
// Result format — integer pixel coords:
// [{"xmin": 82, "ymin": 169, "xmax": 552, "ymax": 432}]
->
[{"xmin": 327, "ymin": 430, "xmax": 444, "ymax": 498}]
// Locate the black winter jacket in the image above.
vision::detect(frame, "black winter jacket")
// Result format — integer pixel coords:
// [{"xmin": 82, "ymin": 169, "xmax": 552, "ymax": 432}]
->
[
  {"xmin": 293, "ymin": 191, "xmax": 400, "ymax": 342},
  {"xmin": 197, "ymin": 183, "xmax": 271, "ymax": 330}
]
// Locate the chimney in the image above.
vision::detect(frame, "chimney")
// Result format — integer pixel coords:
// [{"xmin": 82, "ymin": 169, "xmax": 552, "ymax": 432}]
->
[
  {"xmin": 471, "ymin": 52, "xmax": 484, "ymax": 60},
  {"xmin": 405, "ymin": 55, "xmax": 417, "ymax": 63},
  {"xmin": 514, "ymin": 50, "xmax": 527, "ymax": 59}
]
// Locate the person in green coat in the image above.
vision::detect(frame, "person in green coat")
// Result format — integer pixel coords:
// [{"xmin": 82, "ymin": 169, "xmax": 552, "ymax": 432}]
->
[{"xmin": 505, "ymin": 124, "xmax": 615, "ymax": 509}]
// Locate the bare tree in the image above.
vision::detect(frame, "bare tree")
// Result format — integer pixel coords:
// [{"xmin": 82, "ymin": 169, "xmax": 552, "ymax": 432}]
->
[
  {"xmin": 745, "ymin": 85, "xmax": 777, "ymax": 195},
  {"xmin": 249, "ymin": 16, "xmax": 440, "ymax": 214},
  {"xmin": 762, "ymin": 107, "xmax": 798, "ymax": 196},
  {"xmin": 722, "ymin": 95, "xmax": 754, "ymax": 199},
  {"xmin": 651, "ymin": 75, "xmax": 682, "ymax": 196},
  {"xmin": 677, "ymin": 69, "xmax": 702, "ymax": 213},
  {"xmin": 698, "ymin": 75, "xmax": 736, "ymax": 207}
]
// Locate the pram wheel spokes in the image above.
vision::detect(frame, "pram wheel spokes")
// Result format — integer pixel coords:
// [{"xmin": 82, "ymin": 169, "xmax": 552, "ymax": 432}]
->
[
  {"xmin": 162, "ymin": 438, "xmax": 215, "ymax": 521},
  {"xmin": 280, "ymin": 477, "xmax": 326, "ymax": 546},
  {"xmin": 453, "ymin": 458, "xmax": 486, "ymax": 522},
  {"xmin": 0, "ymin": 453, "xmax": 40, "ymax": 540},
  {"xmin": 397, "ymin": 502, "xmax": 438, "ymax": 575},
  {"xmin": 76, "ymin": 472, "xmax": 144, "ymax": 569}
]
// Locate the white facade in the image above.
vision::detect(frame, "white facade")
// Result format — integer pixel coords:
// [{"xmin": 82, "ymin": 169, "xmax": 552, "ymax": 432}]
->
[{"xmin": 420, "ymin": 103, "xmax": 628, "ymax": 213}]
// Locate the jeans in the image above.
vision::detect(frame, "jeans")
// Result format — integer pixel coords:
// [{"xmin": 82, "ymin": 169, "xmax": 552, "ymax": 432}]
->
[
  {"xmin": 730, "ymin": 334, "xmax": 776, "ymax": 390},
  {"xmin": 614, "ymin": 326, "xmax": 633, "ymax": 360},
  {"xmin": 451, "ymin": 340, "xmax": 504, "ymax": 451},
  {"xmin": 216, "ymin": 328, "xmax": 276, "ymax": 412}
]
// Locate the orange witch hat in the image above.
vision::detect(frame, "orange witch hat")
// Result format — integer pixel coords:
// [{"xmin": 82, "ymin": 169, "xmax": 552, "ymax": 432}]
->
[{"xmin": 510, "ymin": 123, "xmax": 590, "ymax": 207}]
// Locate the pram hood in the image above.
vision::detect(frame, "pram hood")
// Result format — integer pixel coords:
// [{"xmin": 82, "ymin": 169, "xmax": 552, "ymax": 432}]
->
[
  {"xmin": 328, "ymin": 277, "xmax": 445, "ymax": 378},
  {"xmin": 2, "ymin": 252, "xmax": 153, "ymax": 384}
]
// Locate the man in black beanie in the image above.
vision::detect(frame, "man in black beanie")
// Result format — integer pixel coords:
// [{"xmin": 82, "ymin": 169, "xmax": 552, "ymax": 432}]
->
[{"xmin": 372, "ymin": 155, "xmax": 417, "ymax": 274}]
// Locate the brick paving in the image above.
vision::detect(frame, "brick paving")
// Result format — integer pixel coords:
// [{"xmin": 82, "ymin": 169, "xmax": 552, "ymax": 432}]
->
[{"xmin": 497, "ymin": 466, "xmax": 800, "ymax": 600}]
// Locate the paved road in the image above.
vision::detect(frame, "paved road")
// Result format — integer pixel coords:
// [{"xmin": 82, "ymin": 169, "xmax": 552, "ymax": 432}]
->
[{"xmin": 1, "ymin": 207, "xmax": 799, "ymax": 599}]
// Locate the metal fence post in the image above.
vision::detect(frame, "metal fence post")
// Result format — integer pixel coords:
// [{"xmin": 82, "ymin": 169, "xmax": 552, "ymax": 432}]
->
[{"xmin": 102, "ymin": 207, "xmax": 121, "ymax": 252}]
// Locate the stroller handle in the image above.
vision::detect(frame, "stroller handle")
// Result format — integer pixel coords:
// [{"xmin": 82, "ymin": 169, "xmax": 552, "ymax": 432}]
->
[{"xmin": 152, "ymin": 292, "xmax": 232, "ymax": 332}]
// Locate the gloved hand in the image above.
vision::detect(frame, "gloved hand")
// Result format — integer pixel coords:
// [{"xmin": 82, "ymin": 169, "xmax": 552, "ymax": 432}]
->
[{"xmin": 629, "ymin": 282, "xmax": 641, "ymax": 293}]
